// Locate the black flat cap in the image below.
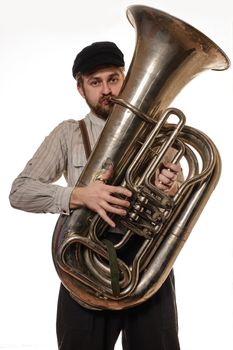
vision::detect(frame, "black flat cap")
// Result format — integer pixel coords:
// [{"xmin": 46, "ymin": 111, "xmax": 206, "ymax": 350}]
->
[{"xmin": 72, "ymin": 41, "xmax": 124, "ymax": 78}]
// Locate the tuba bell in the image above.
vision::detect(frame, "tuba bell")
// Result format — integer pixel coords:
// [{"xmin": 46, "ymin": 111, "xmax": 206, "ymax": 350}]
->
[{"xmin": 52, "ymin": 5, "xmax": 230, "ymax": 310}]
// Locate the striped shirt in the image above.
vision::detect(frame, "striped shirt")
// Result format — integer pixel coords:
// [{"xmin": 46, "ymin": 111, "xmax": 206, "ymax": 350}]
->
[
  {"xmin": 9, "ymin": 111, "xmax": 183, "ymax": 217},
  {"xmin": 9, "ymin": 112, "xmax": 105, "ymax": 215}
]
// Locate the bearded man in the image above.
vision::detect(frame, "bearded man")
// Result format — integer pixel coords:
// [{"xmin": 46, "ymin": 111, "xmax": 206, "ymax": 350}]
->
[{"xmin": 9, "ymin": 41, "xmax": 181, "ymax": 350}]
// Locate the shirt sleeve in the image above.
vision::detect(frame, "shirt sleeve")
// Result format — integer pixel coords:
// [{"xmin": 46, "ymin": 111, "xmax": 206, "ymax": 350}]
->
[{"xmin": 9, "ymin": 121, "xmax": 74, "ymax": 215}]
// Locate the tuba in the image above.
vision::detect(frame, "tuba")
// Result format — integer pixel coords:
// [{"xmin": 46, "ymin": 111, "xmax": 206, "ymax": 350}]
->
[{"xmin": 52, "ymin": 5, "xmax": 230, "ymax": 310}]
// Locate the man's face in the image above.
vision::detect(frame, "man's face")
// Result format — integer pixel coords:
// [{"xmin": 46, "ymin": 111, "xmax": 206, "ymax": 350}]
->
[{"xmin": 77, "ymin": 67, "xmax": 124, "ymax": 120}]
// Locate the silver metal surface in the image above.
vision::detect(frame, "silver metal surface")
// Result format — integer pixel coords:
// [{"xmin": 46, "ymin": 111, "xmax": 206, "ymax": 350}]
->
[{"xmin": 52, "ymin": 5, "xmax": 230, "ymax": 310}]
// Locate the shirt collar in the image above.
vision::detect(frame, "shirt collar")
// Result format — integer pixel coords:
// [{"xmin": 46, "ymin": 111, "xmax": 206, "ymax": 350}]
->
[{"xmin": 86, "ymin": 111, "xmax": 106, "ymax": 127}]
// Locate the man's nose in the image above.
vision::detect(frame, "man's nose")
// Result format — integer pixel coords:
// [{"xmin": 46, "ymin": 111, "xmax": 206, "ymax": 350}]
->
[{"xmin": 101, "ymin": 81, "xmax": 111, "ymax": 95}]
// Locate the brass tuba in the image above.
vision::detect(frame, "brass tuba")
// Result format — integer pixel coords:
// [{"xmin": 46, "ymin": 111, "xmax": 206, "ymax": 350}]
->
[{"xmin": 52, "ymin": 5, "xmax": 230, "ymax": 310}]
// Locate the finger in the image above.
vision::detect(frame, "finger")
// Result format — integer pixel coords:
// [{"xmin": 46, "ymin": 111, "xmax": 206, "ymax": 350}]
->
[
  {"xmin": 96, "ymin": 207, "xmax": 116, "ymax": 228},
  {"xmin": 101, "ymin": 164, "xmax": 114, "ymax": 181},
  {"xmin": 164, "ymin": 162, "xmax": 182, "ymax": 173},
  {"xmin": 161, "ymin": 168, "xmax": 177, "ymax": 180},
  {"xmin": 105, "ymin": 194, "xmax": 131, "ymax": 208},
  {"xmin": 101, "ymin": 201, "xmax": 128, "ymax": 216},
  {"xmin": 158, "ymin": 174, "xmax": 174, "ymax": 186},
  {"xmin": 107, "ymin": 185, "xmax": 132, "ymax": 198},
  {"xmin": 154, "ymin": 178, "xmax": 169, "ymax": 190}
]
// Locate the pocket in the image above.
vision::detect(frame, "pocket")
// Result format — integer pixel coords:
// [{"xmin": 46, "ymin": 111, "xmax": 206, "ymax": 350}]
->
[
  {"xmin": 72, "ymin": 143, "xmax": 87, "ymax": 168},
  {"xmin": 71, "ymin": 144, "xmax": 87, "ymax": 184}
]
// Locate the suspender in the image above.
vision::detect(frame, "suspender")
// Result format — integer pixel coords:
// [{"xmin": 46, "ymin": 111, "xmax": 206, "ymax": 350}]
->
[
  {"xmin": 79, "ymin": 119, "xmax": 92, "ymax": 159},
  {"xmin": 79, "ymin": 119, "xmax": 120, "ymax": 296}
]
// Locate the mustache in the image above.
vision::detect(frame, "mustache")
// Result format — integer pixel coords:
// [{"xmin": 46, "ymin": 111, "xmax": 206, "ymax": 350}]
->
[{"xmin": 99, "ymin": 94, "xmax": 113, "ymax": 104}]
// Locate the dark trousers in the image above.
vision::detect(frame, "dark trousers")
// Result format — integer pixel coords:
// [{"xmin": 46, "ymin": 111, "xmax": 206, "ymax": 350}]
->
[{"xmin": 56, "ymin": 271, "xmax": 180, "ymax": 350}]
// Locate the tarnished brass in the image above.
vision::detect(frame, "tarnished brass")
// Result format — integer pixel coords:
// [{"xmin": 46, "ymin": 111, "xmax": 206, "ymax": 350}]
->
[{"xmin": 52, "ymin": 5, "xmax": 230, "ymax": 310}]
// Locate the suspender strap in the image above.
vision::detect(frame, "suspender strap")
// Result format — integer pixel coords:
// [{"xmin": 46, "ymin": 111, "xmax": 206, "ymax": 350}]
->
[
  {"xmin": 79, "ymin": 119, "xmax": 120, "ymax": 296},
  {"xmin": 79, "ymin": 119, "xmax": 92, "ymax": 160}
]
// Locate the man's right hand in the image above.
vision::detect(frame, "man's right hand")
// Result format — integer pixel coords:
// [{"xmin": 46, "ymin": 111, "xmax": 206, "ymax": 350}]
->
[{"xmin": 69, "ymin": 166, "xmax": 132, "ymax": 228}]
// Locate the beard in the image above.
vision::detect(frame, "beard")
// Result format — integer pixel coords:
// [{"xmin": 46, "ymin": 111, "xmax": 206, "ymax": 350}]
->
[
  {"xmin": 92, "ymin": 98, "xmax": 114, "ymax": 120},
  {"xmin": 84, "ymin": 91, "xmax": 115, "ymax": 120},
  {"xmin": 92, "ymin": 102, "xmax": 113, "ymax": 120}
]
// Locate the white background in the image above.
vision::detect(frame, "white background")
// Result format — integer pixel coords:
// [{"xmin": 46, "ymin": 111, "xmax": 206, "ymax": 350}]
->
[{"xmin": 0, "ymin": 0, "xmax": 232, "ymax": 349}]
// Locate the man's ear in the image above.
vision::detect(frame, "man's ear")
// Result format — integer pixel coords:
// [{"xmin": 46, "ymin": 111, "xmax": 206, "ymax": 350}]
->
[{"xmin": 77, "ymin": 84, "xmax": 85, "ymax": 98}]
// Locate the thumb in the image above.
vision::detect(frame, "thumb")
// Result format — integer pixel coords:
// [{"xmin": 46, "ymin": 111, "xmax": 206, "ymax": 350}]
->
[{"xmin": 101, "ymin": 164, "xmax": 113, "ymax": 181}]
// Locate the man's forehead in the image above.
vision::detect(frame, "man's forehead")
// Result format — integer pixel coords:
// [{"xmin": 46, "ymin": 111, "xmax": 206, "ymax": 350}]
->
[{"xmin": 85, "ymin": 67, "xmax": 122, "ymax": 79}]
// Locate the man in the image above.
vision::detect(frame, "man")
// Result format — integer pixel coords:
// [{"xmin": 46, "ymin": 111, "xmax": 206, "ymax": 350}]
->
[{"xmin": 9, "ymin": 41, "xmax": 181, "ymax": 350}]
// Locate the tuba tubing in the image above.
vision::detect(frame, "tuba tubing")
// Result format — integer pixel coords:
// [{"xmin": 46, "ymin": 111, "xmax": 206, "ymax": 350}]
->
[{"xmin": 52, "ymin": 5, "xmax": 230, "ymax": 310}]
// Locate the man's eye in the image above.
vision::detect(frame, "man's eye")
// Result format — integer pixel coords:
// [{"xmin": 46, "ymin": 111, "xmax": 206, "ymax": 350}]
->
[
  {"xmin": 90, "ymin": 80, "xmax": 100, "ymax": 87},
  {"xmin": 110, "ymin": 77, "xmax": 119, "ymax": 84}
]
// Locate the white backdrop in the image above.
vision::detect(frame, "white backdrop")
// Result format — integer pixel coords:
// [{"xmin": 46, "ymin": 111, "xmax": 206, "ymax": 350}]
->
[{"xmin": 0, "ymin": 0, "xmax": 232, "ymax": 349}]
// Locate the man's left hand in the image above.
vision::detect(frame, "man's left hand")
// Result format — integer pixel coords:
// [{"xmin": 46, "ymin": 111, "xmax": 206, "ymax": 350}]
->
[{"xmin": 154, "ymin": 162, "xmax": 182, "ymax": 197}]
